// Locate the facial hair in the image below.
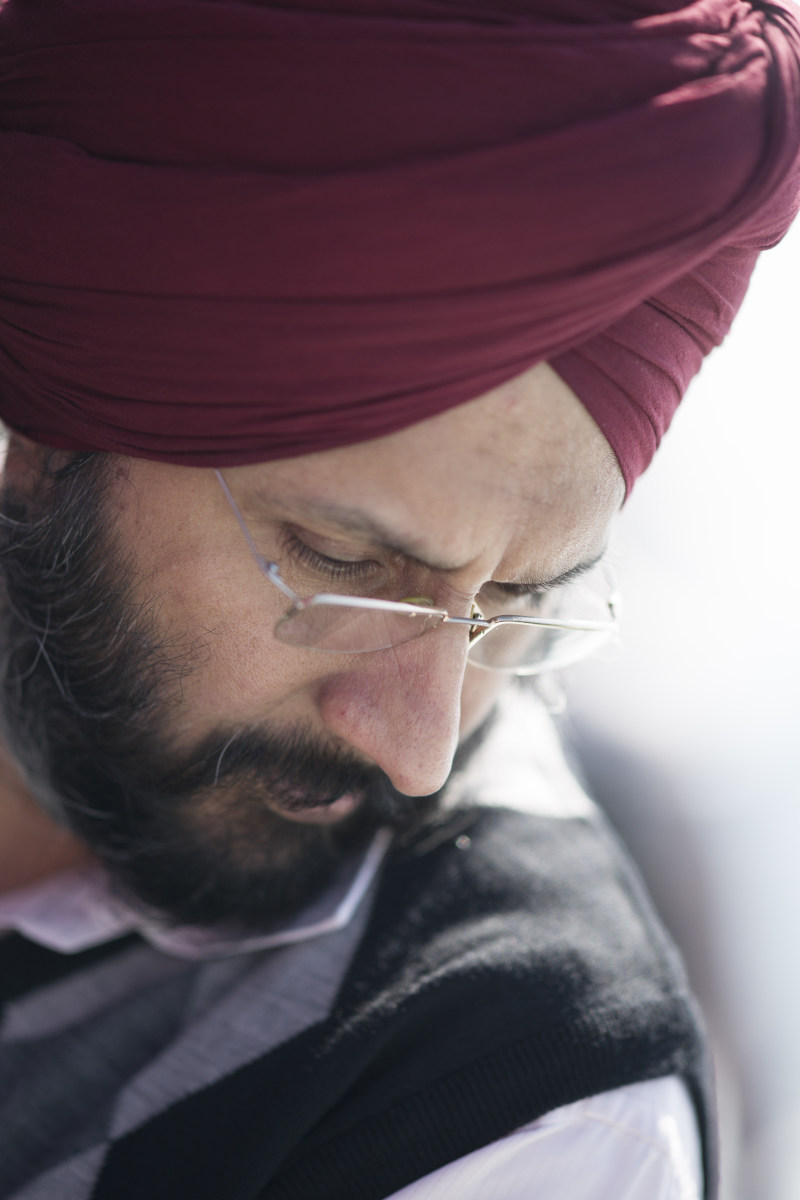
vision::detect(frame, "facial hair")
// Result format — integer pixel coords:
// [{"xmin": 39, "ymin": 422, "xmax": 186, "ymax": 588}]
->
[{"xmin": 0, "ymin": 454, "xmax": 445, "ymax": 930}]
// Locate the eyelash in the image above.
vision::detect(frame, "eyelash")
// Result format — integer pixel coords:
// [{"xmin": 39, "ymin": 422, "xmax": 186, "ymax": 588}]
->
[
  {"xmin": 282, "ymin": 529, "xmax": 553, "ymax": 598},
  {"xmin": 281, "ymin": 530, "xmax": 376, "ymax": 581},
  {"xmin": 490, "ymin": 581, "xmax": 548, "ymax": 599}
]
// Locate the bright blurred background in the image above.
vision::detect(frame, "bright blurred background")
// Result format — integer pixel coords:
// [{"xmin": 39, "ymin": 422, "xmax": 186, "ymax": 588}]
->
[{"xmin": 562, "ymin": 216, "xmax": 800, "ymax": 1200}]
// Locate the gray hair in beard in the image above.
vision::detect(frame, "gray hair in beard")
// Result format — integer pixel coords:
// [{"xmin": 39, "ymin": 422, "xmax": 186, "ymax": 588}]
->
[{"xmin": 0, "ymin": 452, "xmax": 163, "ymax": 821}]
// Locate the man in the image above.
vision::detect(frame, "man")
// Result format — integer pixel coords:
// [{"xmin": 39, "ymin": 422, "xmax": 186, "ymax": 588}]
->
[{"xmin": 0, "ymin": 1, "xmax": 798, "ymax": 1197}]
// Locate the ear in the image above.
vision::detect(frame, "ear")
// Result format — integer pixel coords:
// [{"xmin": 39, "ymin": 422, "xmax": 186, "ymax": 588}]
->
[{"xmin": 3, "ymin": 433, "xmax": 62, "ymax": 491}]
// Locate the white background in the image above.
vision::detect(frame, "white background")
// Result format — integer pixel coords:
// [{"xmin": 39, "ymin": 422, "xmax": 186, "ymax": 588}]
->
[{"xmin": 566, "ymin": 217, "xmax": 800, "ymax": 1200}]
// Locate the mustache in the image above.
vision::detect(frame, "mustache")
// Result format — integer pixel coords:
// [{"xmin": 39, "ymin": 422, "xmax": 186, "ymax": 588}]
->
[
  {"xmin": 156, "ymin": 722, "xmax": 418, "ymax": 820},
  {"xmin": 60, "ymin": 717, "xmax": 438, "ymax": 930}
]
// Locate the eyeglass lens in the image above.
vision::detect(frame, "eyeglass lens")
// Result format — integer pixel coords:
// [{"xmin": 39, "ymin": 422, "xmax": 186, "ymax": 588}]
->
[
  {"xmin": 275, "ymin": 601, "xmax": 613, "ymax": 673},
  {"xmin": 275, "ymin": 603, "xmax": 446, "ymax": 654},
  {"xmin": 466, "ymin": 620, "xmax": 612, "ymax": 674}
]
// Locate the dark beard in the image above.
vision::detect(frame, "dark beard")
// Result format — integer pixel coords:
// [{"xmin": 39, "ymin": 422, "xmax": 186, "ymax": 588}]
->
[{"xmin": 0, "ymin": 453, "xmax": 448, "ymax": 930}]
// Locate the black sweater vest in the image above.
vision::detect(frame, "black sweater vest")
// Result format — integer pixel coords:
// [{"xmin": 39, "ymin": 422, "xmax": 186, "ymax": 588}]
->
[{"xmin": 1, "ymin": 806, "xmax": 716, "ymax": 1200}]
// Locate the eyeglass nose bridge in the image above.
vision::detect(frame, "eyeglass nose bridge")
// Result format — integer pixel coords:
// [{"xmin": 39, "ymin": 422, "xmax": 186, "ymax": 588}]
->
[
  {"xmin": 439, "ymin": 605, "xmax": 492, "ymax": 643},
  {"xmin": 398, "ymin": 594, "xmax": 490, "ymax": 645}
]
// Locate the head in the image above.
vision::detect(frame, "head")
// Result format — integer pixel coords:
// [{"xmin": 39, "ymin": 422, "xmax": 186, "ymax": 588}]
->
[
  {"xmin": 0, "ymin": 364, "xmax": 622, "ymax": 928},
  {"xmin": 1, "ymin": 0, "xmax": 798, "ymax": 929}
]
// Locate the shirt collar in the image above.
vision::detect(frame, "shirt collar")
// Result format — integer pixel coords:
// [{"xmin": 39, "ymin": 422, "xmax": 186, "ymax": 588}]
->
[{"xmin": 0, "ymin": 828, "xmax": 392, "ymax": 960}]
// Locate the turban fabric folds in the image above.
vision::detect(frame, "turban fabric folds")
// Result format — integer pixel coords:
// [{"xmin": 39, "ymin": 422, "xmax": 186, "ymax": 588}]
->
[{"xmin": 1, "ymin": 0, "xmax": 799, "ymax": 491}]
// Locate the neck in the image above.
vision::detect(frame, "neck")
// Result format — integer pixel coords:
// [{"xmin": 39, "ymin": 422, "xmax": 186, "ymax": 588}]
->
[{"xmin": 0, "ymin": 741, "xmax": 91, "ymax": 894}]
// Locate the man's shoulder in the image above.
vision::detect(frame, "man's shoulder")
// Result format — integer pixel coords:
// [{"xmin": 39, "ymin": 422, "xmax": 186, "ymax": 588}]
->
[
  {"xmin": 358, "ymin": 799, "xmax": 683, "ymax": 1005},
  {"xmin": 268, "ymin": 802, "xmax": 713, "ymax": 1200}
]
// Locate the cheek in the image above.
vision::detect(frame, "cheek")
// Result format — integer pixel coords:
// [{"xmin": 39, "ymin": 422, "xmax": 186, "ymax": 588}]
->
[
  {"xmin": 151, "ymin": 577, "xmax": 309, "ymax": 737},
  {"xmin": 459, "ymin": 665, "xmax": 511, "ymax": 740}
]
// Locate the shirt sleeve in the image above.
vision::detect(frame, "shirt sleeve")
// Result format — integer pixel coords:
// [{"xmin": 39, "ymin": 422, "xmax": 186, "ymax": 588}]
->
[{"xmin": 383, "ymin": 1075, "xmax": 703, "ymax": 1200}]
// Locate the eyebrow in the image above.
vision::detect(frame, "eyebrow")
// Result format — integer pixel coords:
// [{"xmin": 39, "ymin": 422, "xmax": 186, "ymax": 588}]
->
[{"xmin": 251, "ymin": 493, "xmax": 606, "ymax": 590}]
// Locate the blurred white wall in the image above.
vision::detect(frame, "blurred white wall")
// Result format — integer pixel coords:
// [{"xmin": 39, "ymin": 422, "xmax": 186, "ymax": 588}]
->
[{"xmin": 565, "ymin": 217, "xmax": 800, "ymax": 1200}]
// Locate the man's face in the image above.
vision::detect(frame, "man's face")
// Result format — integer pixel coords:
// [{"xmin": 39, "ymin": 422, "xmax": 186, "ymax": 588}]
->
[{"xmin": 0, "ymin": 364, "xmax": 623, "ymax": 928}]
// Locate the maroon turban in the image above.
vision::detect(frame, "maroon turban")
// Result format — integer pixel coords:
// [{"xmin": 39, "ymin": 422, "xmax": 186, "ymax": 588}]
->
[{"xmin": 1, "ymin": 0, "xmax": 799, "ymax": 492}]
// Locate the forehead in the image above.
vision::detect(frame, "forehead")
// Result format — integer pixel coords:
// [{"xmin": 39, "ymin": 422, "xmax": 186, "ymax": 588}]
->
[
  {"xmin": 222, "ymin": 364, "xmax": 624, "ymax": 577},
  {"xmin": 118, "ymin": 363, "xmax": 623, "ymax": 583}
]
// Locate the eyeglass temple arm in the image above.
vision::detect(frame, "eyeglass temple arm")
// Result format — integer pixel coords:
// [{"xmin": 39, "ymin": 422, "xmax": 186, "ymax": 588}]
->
[{"xmin": 214, "ymin": 469, "xmax": 299, "ymax": 603}]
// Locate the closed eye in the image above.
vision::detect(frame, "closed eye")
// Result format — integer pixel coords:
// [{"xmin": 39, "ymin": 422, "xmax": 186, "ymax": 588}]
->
[
  {"xmin": 489, "ymin": 581, "xmax": 547, "ymax": 598},
  {"xmin": 489, "ymin": 557, "xmax": 603, "ymax": 598},
  {"xmin": 281, "ymin": 529, "xmax": 379, "ymax": 582}
]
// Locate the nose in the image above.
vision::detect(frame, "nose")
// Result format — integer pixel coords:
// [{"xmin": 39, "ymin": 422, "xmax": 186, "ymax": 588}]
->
[{"xmin": 315, "ymin": 626, "xmax": 468, "ymax": 797}]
